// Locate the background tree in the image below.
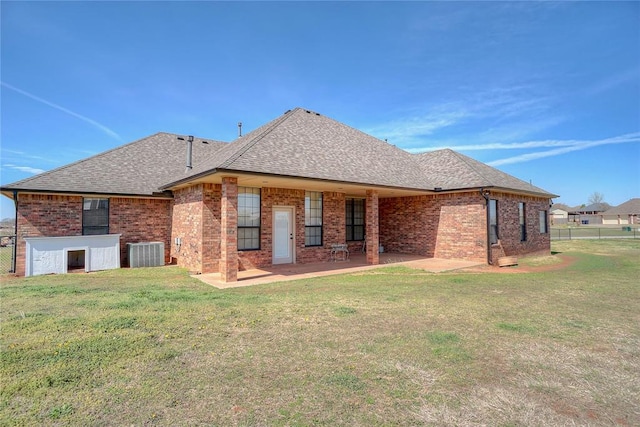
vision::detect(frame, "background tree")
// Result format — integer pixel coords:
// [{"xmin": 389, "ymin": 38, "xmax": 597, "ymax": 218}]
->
[
  {"xmin": 588, "ymin": 192, "xmax": 605, "ymax": 205},
  {"xmin": 587, "ymin": 192, "xmax": 610, "ymax": 210}
]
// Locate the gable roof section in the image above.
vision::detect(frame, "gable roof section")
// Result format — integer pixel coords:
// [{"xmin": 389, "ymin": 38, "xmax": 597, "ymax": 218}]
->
[
  {"xmin": 602, "ymin": 198, "xmax": 640, "ymax": 215},
  {"xmin": 2, "ymin": 108, "xmax": 558, "ymax": 199},
  {"xmin": 163, "ymin": 108, "xmax": 436, "ymax": 191},
  {"xmin": 572, "ymin": 203, "xmax": 610, "ymax": 213},
  {"xmin": 2, "ymin": 132, "xmax": 226, "ymax": 197},
  {"xmin": 414, "ymin": 149, "xmax": 554, "ymax": 196}
]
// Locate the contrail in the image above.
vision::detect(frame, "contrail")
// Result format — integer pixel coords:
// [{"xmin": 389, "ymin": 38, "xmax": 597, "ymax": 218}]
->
[
  {"xmin": 487, "ymin": 134, "xmax": 640, "ymax": 166},
  {"xmin": 1, "ymin": 81, "xmax": 121, "ymax": 141},
  {"xmin": 408, "ymin": 132, "xmax": 640, "ymax": 153}
]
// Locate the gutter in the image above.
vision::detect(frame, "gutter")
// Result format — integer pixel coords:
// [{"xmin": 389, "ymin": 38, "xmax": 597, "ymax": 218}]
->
[
  {"xmin": 0, "ymin": 188, "xmax": 174, "ymax": 200},
  {"xmin": 11, "ymin": 190, "xmax": 18, "ymax": 273},
  {"xmin": 480, "ymin": 188, "xmax": 493, "ymax": 265}
]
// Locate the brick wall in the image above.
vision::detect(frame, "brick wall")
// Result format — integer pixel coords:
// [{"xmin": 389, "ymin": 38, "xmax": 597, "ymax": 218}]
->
[
  {"xmin": 110, "ymin": 197, "xmax": 172, "ymax": 266},
  {"xmin": 14, "ymin": 187, "xmax": 552, "ymax": 276},
  {"xmin": 14, "ymin": 193, "xmax": 172, "ymax": 276},
  {"xmin": 170, "ymin": 184, "xmax": 221, "ymax": 274},
  {"xmin": 379, "ymin": 191, "xmax": 551, "ymax": 264},
  {"xmin": 239, "ymin": 188, "xmax": 347, "ymax": 269},
  {"xmin": 238, "ymin": 187, "xmax": 303, "ymax": 269},
  {"xmin": 366, "ymin": 190, "xmax": 380, "ymax": 264},
  {"xmin": 202, "ymin": 184, "xmax": 221, "ymax": 273},
  {"xmin": 433, "ymin": 193, "xmax": 487, "ymax": 261},
  {"xmin": 220, "ymin": 177, "xmax": 238, "ymax": 282},
  {"xmin": 379, "ymin": 191, "xmax": 487, "ymax": 262},
  {"xmin": 489, "ymin": 192, "xmax": 551, "ymax": 263}
]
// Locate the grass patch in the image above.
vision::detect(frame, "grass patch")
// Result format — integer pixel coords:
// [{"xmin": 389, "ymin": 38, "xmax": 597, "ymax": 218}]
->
[
  {"xmin": 48, "ymin": 403, "xmax": 74, "ymax": 419},
  {"xmin": 518, "ymin": 253, "xmax": 564, "ymax": 267},
  {"xmin": 497, "ymin": 322, "xmax": 538, "ymax": 334},
  {"xmin": 325, "ymin": 372, "xmax": 366, "ymax": 392},
  {"xmin": 334, "ymin": 306, "xmax": 357, "ymax": 316},
  {"xmin": 1, "ymin": 240, "xmax": 639, "ymax": 426}
]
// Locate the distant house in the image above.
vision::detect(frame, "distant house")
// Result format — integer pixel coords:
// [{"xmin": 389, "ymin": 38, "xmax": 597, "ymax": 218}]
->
[
  {"xmin": 1, "ymin": 107, "xmax": 557, "ymax": 280},
  {"xmin": 573, "ymin": 203, "xmax": 610, "ymax": 215},
  {"xmin": 570, "ymin": 203, "xmax": 609, "ymax": 225},
  {"xmin": 601, "ymin": 198, "xmax": 640, "ymax": 225},
  {"xmin": 550, "ymin": 208, "xmax": 568, "ymax": 225}
]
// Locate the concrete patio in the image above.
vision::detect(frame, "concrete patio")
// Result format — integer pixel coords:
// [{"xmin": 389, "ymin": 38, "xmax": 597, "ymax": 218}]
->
[{"xmin": 195, "ymin": 252, "xmax": 481, "ymax": 289}]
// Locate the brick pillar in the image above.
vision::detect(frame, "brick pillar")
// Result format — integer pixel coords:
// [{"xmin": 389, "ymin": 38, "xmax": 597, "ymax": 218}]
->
[
  {"xmin": 220, "ymin": 177, "xmax": 238, "ymax": 282},
  {"xmin": 366, "ymin": 189, "xmax": 379, "ymax": 265}
]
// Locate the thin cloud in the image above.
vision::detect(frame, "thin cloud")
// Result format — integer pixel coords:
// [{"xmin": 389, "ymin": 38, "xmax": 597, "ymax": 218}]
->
[
  {"xmin": 3, "ymin": 164, "xmax": 46, "ymax": 174},
  {"xmin": 1, "ymin": 81, "xmax": 121, "ymax": 141},
  {"xmin": 409, "ymin": 132, "xmax": 640, "ymax": 153},
  {"xmin": 367, "ymin": 110, "xmax": 469, "ymax": 142},
  {"xmin": 367, "ymin": 85, "xmax": 554, "ymax": 147},
  {"xmin": 1, "ymin": 148, "xmax": 61, "ymax": 164},
  {"xmin": 487, "ymin": 133, "xmax": 640, "ymax": 166},
  {"xmin": 584, "ymin": 66, "xmax": 640, "ymax": 97}
]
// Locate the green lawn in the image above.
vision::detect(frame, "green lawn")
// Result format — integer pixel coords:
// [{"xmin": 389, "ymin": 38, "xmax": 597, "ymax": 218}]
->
[{"xmin": 1, "ymin": 240, "xmax": 639, "ymax": 426}]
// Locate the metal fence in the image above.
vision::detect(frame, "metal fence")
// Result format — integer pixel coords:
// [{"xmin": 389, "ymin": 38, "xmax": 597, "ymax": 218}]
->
[
  {"xmin": 551, "ymin": 227, "xmax": 639, "ymax": 241},
  {"xmin": 1, "ymin": 235, "xmax": 16, "ymax": 274}
]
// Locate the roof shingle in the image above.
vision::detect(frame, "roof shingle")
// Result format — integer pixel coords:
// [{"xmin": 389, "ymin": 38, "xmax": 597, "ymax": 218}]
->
[
  {"xmin": 603, "ymin": 198, "xmax": 640, "ymax": 215},
  {"xmin": 2, "ymin": 108, "xmax": 557, "ymax": 199},
  {"xmin": 163, "ymin": 108, "xmax": 435, "ymax": 190},
  {"xmin": 2, "ymin": 132, "xmax": 226, "ymax": 196}
]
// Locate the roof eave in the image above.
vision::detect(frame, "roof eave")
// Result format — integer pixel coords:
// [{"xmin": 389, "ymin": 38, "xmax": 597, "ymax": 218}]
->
[
  {"xmin": 159, "ymin": 168, "xmax": 220, "ymax": 190},
  {"xmin": 483, "ymin": 186, "xmax": 559, "ymax": 199},
  {"xmin": 162, "ymin": 167, "xmax": 435, "ymax": 193},
  {"xmin": 0, "ymin": 187, "xmax": 174, "ymax": 200}
]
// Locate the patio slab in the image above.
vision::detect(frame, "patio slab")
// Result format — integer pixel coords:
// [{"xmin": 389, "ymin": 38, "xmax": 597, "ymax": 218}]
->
[{"xmin": 195, "ymin": 253, "xmax": 481, "ymax": 289}]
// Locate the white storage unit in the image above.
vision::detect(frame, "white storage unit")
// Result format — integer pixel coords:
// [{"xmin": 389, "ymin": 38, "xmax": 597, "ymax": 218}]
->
[{"xmin": 24, "ymin": 234, "xmax": 121, "ymax": 277}]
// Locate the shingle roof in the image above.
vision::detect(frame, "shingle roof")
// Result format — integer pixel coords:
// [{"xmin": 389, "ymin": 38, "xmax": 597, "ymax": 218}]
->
[
  {"xmin": 1, "ymin": 132, "xmax": 226, "ymax": 196},
  {"xmin": 163, "ymin": 108, "xmax": 436, "ymax": 190},
  {"xmin": 163, "ymin": 107, "xmax": 556, "ymax": 197},
  {"xmin": 602, "ymin": 198, "xmax": 640, "ymax": 215},
  {"xmin": 2, "ymin": 108, "xmax": 557, "ymax": 199},
  {"xmin": 573, "ymin": 203, "xmax": 610, "ymax": 213},
  {"xmin": 415, "ymin": 149, "xmax": 554, "ymax": 195}
]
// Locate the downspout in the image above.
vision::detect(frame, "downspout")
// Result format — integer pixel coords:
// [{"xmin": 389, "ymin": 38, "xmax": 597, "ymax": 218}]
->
[
  {"xmin": 11, "ymin": 190, "xmax": 18, "ymax": 273},
  {"xmin": 481, "ymin": 188, "xmax": 493, "ymax": 265}
]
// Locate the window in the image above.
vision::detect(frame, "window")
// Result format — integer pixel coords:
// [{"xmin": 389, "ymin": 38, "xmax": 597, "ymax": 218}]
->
[
  {"xmin": 83, "ymin": 198, "xmax": 109, "ymax": 235},
  {"xmin": 519, "ymin": 202, "xmax": 527, "ymax": 242},
  {"xmin": 238, "ymin": 187, "xmax": 261, "ymax": 250},
  {"xmin": 489, "ymin": 199, "xmax": 498, "ymax": 245},
  {"xmin": 539, "ymin": 210, "xmax": 549, "ymax": 234},
  {"xmin": 305, "ymin": 191, "xmax": 322, "ymax": 246},
  {"xmin": 346, "ymin": 198, "xmax": 365, "ymax": 241}
]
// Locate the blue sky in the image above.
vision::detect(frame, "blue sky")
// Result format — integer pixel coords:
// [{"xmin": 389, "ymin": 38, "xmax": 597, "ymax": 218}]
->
[{"xmin": 1, "ymin": 1, "xmax": 639, "ymax": 218}]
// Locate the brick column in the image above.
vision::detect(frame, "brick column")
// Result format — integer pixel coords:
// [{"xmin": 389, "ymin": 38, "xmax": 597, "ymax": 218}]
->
[
  {"xmin": 220, "ymin": 177, "xmax": 238, "ymax": 282},
  {"xmin": 366, "ymin": 190, "xmax": 379, "ymax": 265}
]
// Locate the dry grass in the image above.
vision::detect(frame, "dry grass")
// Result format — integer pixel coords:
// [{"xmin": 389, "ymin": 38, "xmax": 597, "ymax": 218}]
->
[{"xmin": 1, "ymin": 240, "xmax": 639, "ymax": 426}]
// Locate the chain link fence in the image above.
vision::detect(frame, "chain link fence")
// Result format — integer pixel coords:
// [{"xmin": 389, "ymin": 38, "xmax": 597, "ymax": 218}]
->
[
  {"xmin": 1, "ymin": 235, "xmax": 16, "ymax": 274},
  {"xmin": 551, "ymin": 227, "xmax": 639, "ymax": 241}
]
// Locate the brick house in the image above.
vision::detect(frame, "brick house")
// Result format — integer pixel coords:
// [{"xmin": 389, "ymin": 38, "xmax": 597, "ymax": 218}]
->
[{"xmin": 1, "ymin": 107, "xmax": 557, "ymax": 281}]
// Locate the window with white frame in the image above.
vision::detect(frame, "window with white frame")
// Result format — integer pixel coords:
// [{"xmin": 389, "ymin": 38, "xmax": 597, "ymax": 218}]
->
[
  {"xmin": 305, "ymin": 191, "xmax": 322, "ymax": 246},
  {"xmin": 238, "ymin": 187, "xmax": 261, "ymax": 250}
]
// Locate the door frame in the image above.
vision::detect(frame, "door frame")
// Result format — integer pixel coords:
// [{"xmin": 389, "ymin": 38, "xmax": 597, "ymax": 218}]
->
[{"xmin": 272, "ymin": 206, "xmax": 295, "ymax": 264}]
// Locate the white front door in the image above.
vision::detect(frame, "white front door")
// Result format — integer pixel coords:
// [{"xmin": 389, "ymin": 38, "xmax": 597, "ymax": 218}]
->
[{"xmin": 273, "ymin": 207, "xmax": 294, "ymax": 264}]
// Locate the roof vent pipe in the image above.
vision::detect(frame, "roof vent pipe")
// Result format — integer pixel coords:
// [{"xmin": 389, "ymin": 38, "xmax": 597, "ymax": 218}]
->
[
  {"xmin": 238, "ymin": 122, "xmax": 242, "ymax": 138},
  {"xmin": 186, "ymin": 135, "xmax": 194, "ymax": 171}
]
